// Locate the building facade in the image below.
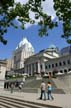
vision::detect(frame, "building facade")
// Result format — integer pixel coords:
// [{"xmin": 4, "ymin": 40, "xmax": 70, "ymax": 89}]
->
[
  {"xmin": 45, "ymin": 54, "xmax": 71, "ymax": 76},
  {"xmin": 0, "ymin": 60, "xmax": 7, "ymax": 88},
  {"xmin": 6, "ymin": 58, "xmax": 13, "ymax": 71},
  {"xmin": 24, "ymin": 46, "xmax": 71, "ymax": 77},
  {"xmin": 13, "ymin": 37, "xmax": 34, "ymax": 70},
  {"xmin": 60, "ymin": 46, "xmax": 71, "ymax": 56},
  {"xmin": 24, "ymin": 47, "xmax": 59, "ymax": 76}
]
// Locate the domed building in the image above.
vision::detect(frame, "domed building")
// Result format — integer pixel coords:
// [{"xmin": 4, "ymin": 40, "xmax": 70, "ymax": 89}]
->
[
  {"xmin": 47, "ymin": 44, "xmax": 59, "ymax": 53},
  {"xmin": 13, "ymin": 37, "xmax": 34, "ymax": 70}
]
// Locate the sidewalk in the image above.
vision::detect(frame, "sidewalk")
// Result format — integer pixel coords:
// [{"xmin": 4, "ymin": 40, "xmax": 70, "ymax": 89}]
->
[{"xmin": 0, "ymin": 89, "xmax": 71, "ymax": 108}]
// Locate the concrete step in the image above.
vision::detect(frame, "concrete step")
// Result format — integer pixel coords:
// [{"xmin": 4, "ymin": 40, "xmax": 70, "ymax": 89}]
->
[
  {"xmin": 0, "ymin": 96, "xmax": 48, "ymax": 108},
  {"xmin": 0, "ymin": 95, "xmax": 62, "ymax": 108},
  {"xmin": 0, "ymin": 101, "xmax": 18, "ymax": 108},
  {"xmin": 52, "ymin": 78, "xmax": 65, "ymax": 94},
  {"xmin": 0, "ymin": 103, "xmax": 7, "ymax": 108},
  {"xmin": 0, "ymin": 98, "xmax": 32, "ymax": 108}
]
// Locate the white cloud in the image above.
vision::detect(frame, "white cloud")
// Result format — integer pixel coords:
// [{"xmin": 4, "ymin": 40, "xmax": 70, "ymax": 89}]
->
[
  {"xmin": 15, "ymin": 0, "xmax": 56, "ymax": 28},
  {"xmin": 42, "ymin": 0, "xmax": 56, "ymax": 20},
  {"xmin": 24, "ymin": 23, "xmax": 32, "ymax": 28},
  {"xmin": 15, "ymin": 0, "xmax": 28, "ymax": 4}
]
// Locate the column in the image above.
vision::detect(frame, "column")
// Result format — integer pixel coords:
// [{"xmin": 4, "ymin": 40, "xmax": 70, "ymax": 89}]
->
[
  {"xmin": 42, "ymin": 62, "xmax": 45, "ymax": 74},
  {"xmin": 38, "ymin": 62, "xmax": 40, "ymax": 74},
  {"xmin": 31, "ymin": 64, "xmax": 32, "ymax": 76}
]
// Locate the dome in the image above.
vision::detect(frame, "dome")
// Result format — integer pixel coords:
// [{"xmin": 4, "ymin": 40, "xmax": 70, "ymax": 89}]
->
[
  {"xmin": 49, "ymin": 44, "xmax": 56, "ymax": 49},
  {"xmin": 22, "ymin": 37, "xmax": 29, "ymax": 45},
  {"xmin": 47, "ymin": 44, "xmax": 59, "ymax": 53},
  {"xmin": 19, "ymin": 37, "xmax": 29, "ymax": 47},
  {"xmin": 28, "ymin": 42, "xmax": 32, "ymax": 48},
  {"xmin": 15, "ymin": 37, "xmax": 34, "ymax": 53},
  {"xmin": 16, "ymin": 37, "xmax": 30, "ymax": 49}
]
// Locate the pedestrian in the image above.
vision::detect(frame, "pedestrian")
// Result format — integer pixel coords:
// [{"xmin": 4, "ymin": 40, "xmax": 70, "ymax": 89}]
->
[
  {"xmin": 18, "ymin": 82, "xmax": 23, "ymax": 90},
  {"xmin": 19, "ymin": 84, "xmax": 22, "ymax": 89},
  {"xmin": 39, "ymin": 81, "xmax": 46, "ymax": 100},
  {"xmin": 47, "ymin": 81, "xmax": 54, "ymax": 100},
  {"xmin": 10, "ymin": 83, "xmax": 14, "ymax": 93}
]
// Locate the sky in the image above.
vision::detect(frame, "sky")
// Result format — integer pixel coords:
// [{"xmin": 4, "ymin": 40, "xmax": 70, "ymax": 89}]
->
[{"xmin": 0, "ymin": 0, "xmax": 69, "ymax": 59}]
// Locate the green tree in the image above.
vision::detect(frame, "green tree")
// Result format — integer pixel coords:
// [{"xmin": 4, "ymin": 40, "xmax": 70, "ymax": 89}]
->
[
  {"xmin": 53, "ymin": 0, "xmax": 71, "ymax": 43},
  {"xmin": 0, "ymin": 0, "xmax": 71, "ymax": 45}
]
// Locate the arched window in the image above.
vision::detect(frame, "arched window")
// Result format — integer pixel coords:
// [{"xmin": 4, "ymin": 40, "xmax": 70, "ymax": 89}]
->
[
  {"xmin": 55, "ymin": 63, "xmax": 58, "ymax": 67},
  {"xmin": 60, "ymin": 70, "xmax": 63, "ymax": 73},
  {"xmin": 59, "ymin": 62, "xmax": 62, "ymax": 66},
  {"xmin": 52, "ymin": 64, "xmax": 54, "ymax": 68},
  {"xmin": 64, "ymin": 69, "xmax": 67, "ymax": 74},
  {"xmin": 68, "ymin": 68, "xmax": 71, "ymax": 71},
  {"xmin": 63, "ymin": 61, "xmax": 66, "ymax": 65},
  {"xmin": 40, "ymin": 64, "xmax": 42, "ymax": 69},
  {"xmin": 67, "ymin": 60, "xmax": 70, "ymax": 64},
  {"xmin": 49, "ymin": 64, "xmax": 51, "ymax": 68},
  {"xmin": 45, "ymin": 65, "xmax": 48, "ymax": 69}
]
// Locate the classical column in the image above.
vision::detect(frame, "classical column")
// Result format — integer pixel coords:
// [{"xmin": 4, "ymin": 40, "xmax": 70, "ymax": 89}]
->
[
  {"xmin": 31, "ymin": 64, "xmax": 32, "ymax": 76},
  {"xmin": 27, "ymin": 65, "xmax": 29, "ymax": 75},
  {"xmin": 37, "ymin": 62, "xmax": 40, "ymax": 74},
  {"xmin": 42, "ymin": 62, "xmax": 45, "ymax": 74}
]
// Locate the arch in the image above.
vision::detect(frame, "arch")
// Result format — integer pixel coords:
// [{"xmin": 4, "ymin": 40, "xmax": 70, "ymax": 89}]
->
[
  {"xmin": 52, "ymin": 68, "xmax": 58, "ymax": 77},
  {"xmin": 64, "ymin": 69, "xmax": 67, "ymax": 74}
]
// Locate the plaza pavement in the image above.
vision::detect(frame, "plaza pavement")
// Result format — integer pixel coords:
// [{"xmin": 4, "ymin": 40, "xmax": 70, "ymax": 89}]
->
[{"xmin": 0, "ymin": 89, "xmax": 71, "ymax": 108}]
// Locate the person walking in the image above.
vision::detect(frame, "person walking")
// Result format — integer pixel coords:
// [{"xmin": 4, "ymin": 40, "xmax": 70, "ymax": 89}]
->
[
  {"xmin": 10, "ymin": 83, "xmax": 14, "ymax": 93},
  {"xmin": 47, "ymin": 81, "xmax": 54, "ymax": 100},
  {"xmin": 39, "ymin": 81, "xmax": 46, "ymax": 100}
]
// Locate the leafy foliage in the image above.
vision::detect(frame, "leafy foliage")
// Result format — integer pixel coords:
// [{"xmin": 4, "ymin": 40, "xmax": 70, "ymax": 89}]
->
[
  {"xmin": 0, "ymin": 0, "xmax": 71, "ymax": 44},
  {"xmin": 53, "ymin": 0, "xmax": 71, "ymax": 44}
]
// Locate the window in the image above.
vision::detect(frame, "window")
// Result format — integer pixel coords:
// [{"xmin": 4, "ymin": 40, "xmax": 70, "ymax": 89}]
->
[
  {"xmin": 64, "ymin": 69, "xmax": 67, "ymax": 73},
  {"xmin": 55, "ymin": 63, "xmax": 58, "ymax": 67},
  {"xmin": 63, "ymin": 61, "xmax": 66, "ymax": 65},
  {"xmin": 49, "ymin": 64, "xmax": 51, "ymax": 68},
  {"xmin": 68, "ymin": 68, "xmax": 71, "ymax": 71},
  {"xmin": 40, "ymin": 65, "xmax": 42, "ymax": 69},
  {"xmin": 60, "ymin": 70, "xmax": 63, "ymax": 73},
  {"xmin": 67, "ymin": 60, "xmax": 70, "ymax": 64},
  {"xmin": 45, "ymin": 65, "xmax": 48, "ymax": 69},
  {"xmin": 52, "ymin": 64, "xmax": 54, "ymax": 68},
  {"xmin": 59, "ymin": 62, "xmax": 62, "ymax": 66}
]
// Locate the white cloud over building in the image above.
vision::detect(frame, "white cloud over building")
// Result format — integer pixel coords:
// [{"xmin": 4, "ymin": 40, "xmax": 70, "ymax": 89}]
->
[{"xmin": 15, "ymin": 0, "xmax": 56, "ymax": 28}]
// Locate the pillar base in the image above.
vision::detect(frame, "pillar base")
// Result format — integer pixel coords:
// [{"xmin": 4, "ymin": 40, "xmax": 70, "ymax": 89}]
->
[{"xmin": 36, "ymin": 74, "xmax": 42, "ymax": 80}]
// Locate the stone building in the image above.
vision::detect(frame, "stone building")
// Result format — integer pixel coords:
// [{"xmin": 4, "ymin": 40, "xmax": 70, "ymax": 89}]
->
[
  {"xmin": 24, "ymin": 45, "xmax": 71, "ymax": 77},
  {"xmin": 13, "ymin": 37, "xmax": 34, "ymax": 70},
  {"xmin": 24, "ymin": 46, "xmax": 59, "ymax": 76},
  {"xmin": 6, "ymin": 58, "xmax": 13, "ymax": 71},
  {"xmin": 45, "ymin": 54, "xmax": 71, "ymax": 76},
  {"xmin": 0, "ymin": 60, "xmax": 7, "ymax": 88}
]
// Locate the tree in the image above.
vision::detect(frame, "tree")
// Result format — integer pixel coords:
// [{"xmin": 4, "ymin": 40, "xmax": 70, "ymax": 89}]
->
[
  {"xmin": 53, "ymin": 0, "xmax": 71, "ymax": 44},
  {"xmin": 0, "ymin": 0, "xmax": 71, "ymax": 45}
]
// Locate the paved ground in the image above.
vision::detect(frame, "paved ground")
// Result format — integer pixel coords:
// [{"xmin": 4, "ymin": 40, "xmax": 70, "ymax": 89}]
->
[{"xmin": 0, "ymin": 89, "xmax": 71, "ymax": 108}]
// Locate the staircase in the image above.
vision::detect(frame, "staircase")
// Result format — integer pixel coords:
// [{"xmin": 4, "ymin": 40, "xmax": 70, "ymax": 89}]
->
[
  {"xmin": 0, "ymin": 96, "xmax": 61, "ymax": 108},
  {"xmin": 5, "ymin": 77, "xmax": 67, "ymax": 94},
  {"xmin": 52, "ymin": 78, "xmax": 69, "ymax": 93}
]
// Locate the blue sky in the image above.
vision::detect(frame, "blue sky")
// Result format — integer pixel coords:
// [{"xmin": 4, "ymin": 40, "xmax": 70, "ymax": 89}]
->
[
  {"xmin": 0, "ymin": 23, "xmax": 69, "ymax": 59},
  {"xmin": 0, "ymin": 0, "xmax": 69, "ymax": 59}
]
